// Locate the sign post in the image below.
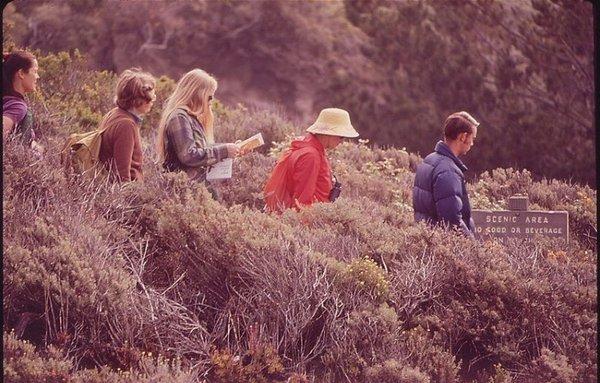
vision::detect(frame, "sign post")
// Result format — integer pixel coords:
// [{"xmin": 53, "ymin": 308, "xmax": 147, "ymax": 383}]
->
[{"xmin": 472, "ymin": 195, "xmax": 569, "ymax": 243}]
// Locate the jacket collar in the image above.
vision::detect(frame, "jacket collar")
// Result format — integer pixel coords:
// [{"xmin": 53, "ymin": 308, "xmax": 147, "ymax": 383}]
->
[
  {"xmin": 126, "ymin": 108, "xmax": 143, "ymax": 124},
  {"xmin": 131, "ymin": 111, "xmax": 143, "ymax": 123},
  {"xmin": 3, "ymin": 90, "xmax": 25, "ymax": 100},
  {"xmin": 177, "ymin": 106, "xmax": 204, "ymax": 127},
  {"xmin": 117, "ymin": 107, "xmax": 142, "ymax": 124},
  {"xmin": 435, "ymin": 140, "xmax": 468, "ymax": 172},
  {"xmin": 306, "ymin": 133, "xmax": 325, "ymax": 154}
]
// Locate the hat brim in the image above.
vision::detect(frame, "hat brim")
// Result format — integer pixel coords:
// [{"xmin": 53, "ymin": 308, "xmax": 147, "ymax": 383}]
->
[{"xmin": 306, "ymin": 122, "xmax": 359, "ymax": 138}]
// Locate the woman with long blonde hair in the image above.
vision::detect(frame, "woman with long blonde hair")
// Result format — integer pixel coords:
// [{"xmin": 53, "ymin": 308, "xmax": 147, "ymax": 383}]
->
[{"xmin": 156, "ymin": 68, "xmax": 239, "ymax": 184}]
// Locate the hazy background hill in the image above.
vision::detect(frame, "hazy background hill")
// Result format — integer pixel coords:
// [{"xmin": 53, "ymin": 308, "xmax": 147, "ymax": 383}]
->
[{"xmin": 3, "ymin": 0, "xmax": 595, "ymax": 185}]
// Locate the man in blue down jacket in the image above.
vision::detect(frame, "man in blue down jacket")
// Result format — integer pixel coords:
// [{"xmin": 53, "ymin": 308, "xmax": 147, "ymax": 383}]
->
[{"xmin": 412, "ymin": 111, "xmax": 480, "ymax": 238}]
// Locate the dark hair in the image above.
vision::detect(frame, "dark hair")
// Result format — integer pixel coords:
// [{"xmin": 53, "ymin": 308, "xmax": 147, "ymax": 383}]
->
[
  {"xmin": 114, "ymin": 67, "xmax": 156, "ymax": 110},
  {"xmin": 443, "ymin": 111, "xmax": 480, "ymax": 140},
  {"xmin": 3, "ymin": 50, "xmax": 36, "ymax": 94}
]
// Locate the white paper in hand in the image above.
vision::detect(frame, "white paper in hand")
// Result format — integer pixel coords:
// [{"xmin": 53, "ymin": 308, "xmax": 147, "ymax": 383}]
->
[{"xmin": 206, "ymin": 158, "xmax": 233, "ymax": 181}]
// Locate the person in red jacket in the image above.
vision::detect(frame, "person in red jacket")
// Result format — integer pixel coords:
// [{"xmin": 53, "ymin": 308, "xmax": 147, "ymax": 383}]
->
[{"xmin": 264, "ymin": 108, "xmax": 359, "ymax": 213}]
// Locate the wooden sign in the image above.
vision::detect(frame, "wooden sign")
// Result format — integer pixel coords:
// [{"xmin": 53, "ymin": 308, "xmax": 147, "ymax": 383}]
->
[{"xmin": 472, "ymin": 196, "xmax": 569, "ymax": 243}]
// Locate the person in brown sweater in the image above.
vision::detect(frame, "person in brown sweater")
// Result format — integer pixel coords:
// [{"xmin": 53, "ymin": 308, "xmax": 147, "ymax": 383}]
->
[{"xmin": 98, "ymin": 68, "xmax": 156, "ymax": 182}]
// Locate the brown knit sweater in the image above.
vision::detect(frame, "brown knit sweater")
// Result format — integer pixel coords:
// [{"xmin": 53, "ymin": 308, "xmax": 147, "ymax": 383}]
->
[{"xmin": 98, "ymin": 107, "xmax": 144, "ymax": 182}]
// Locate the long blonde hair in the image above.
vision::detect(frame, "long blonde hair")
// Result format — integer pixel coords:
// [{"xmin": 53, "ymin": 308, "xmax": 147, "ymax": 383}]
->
[{"xmin": 156, "ymin": 68, "xmax": 218, "ymax": 162}]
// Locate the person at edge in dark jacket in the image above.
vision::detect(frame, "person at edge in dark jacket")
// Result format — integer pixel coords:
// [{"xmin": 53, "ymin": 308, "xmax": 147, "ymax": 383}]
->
[
  {"xmin": 263, "ymin": 108, "xmax": 359, "ymax": 213},
  {"xmin": 412, "ymin": 111, "xmax": 480, "ymax": 238},
  {"xmin": 2, "ymin": 50, "xmax": 45, "ymax": 156}
]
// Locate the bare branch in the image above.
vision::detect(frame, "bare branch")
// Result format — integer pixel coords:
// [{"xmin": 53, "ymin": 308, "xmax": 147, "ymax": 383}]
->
[
  {"xmin": 137, "ymin": 23, "xmax": 173, "ymax": 54},
  {"xmin": 27, "ymin": 17, "xmax": 39, "ymax": 46},
  {"xmin": 558, "ymin": 36, "xmax": 594, "ymax": 91}
]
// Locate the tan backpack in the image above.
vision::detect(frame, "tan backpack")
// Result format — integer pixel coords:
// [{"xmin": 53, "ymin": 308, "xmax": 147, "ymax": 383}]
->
[{"xmin": 61, "ymin": 126, "xmax": 109, "ymax": 178}]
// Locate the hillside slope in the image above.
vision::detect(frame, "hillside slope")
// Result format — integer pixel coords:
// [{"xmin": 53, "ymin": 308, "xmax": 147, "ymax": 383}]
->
[{"xmin": 2, "ymin": 51, "xmax": 597, "ymax": 383}]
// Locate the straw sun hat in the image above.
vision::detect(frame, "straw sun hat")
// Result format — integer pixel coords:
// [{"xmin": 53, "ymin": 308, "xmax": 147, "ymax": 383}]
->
[{"xmin": 306, "ymin": 108, "xmax": 359, "ymax": 138}]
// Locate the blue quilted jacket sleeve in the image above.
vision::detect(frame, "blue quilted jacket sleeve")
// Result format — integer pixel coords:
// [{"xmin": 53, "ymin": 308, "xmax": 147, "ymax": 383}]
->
[{"xmin": 433, "ymin": 170, "xmax": 472, "ymax": 236}]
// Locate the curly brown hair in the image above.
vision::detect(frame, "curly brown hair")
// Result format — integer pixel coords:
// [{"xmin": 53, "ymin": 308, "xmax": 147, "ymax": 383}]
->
[{"xmin": 114, "ymin": 67, "xmax": 156, "ymax": 110}]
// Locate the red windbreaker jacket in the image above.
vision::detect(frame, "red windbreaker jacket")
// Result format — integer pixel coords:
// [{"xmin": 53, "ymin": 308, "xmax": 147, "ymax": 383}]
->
[{"xmin": 264, "ymin": 134, "xmax": 332, "ymax": 213}]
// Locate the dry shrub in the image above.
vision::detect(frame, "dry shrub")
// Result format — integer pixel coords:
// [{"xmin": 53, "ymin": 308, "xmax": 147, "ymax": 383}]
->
[
  {"xmin": 215, "ymin": 152, "xmax": 276, "ymax": 209},
  {"xmin": 33, "ymin": 50, "xmax": 116, "ymax": 136},
  {"xmin": 3, "ymin": 209, "xmax": 208, "ymax": 371},
  {"xmin": 209, "ymin": 325, "xmax": 285, "ymax": 383},
  {"xmin": 4, "ymin": 144, "xmax": 135, "ymax": 364},
  {"xmin": 528, "ymin": 180, "xmax": 596, "ymax": 251},
  {"xmin": 387, "ymin": 243, "xmax": 448, "ymax": 321},
  {"xmin": 487, "ymin": 364, "xmax": 513, "ymax": 383},
  {"xmin": 120, "ymin": 173, "xmax": 300, "ymax": 326},
  {"xmin": 332, "ymin": 140, "xmax": 421, "ymax": 173},
  {"xmin": 212, "ymin": 245, "xmax": 340, "ymax": 368},
  {"xmin": 3, "ymin": 47, "xmax": 596, "ymax": 383},
  {"xmin": 3, "ymin": 331, "xmax": 196, "ymax": 383},
  {"xmin": 330, "ymin": 141, "xmax": 419, "ymax": 207},
  {"xmin": 3, "ymin": 330, "xmax": 72, "ymax": 383},
  {"xmin": 323, "ymin": 303, "xmax": 459, "ymax": 382},
  {"xmin": 526, "ymin": 348, "xmax": 578, "ymax": 383},
  {"xmin": 365, "ymin": 360, "xmax": 431, "ymax": 383},
  {"xmin": 213, "ymin": 103, "xmax": 301, "ymax": 155},
  {"xmin": 3, "ymin": 142, "xmax": 210, "ymax": 372},
  {"xmin": 72, "ymin": 354, "xmax": 195, "ymax": 383},
  {"xmin": 408, "ymin": 235, "xmax": 597, "ymax": 381},
  {"xmin": 288, "ymin": 199, "xmax": 411, "ymax": 266},
  {"xmin": 471, "ymin": 168, "xmax": 534, "ymax": 203}
]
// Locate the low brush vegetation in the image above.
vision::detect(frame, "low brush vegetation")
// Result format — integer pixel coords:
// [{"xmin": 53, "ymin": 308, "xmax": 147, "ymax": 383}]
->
[{"xmin": 3, "ymin": 51, "xmax": 597, "ymax": 382}]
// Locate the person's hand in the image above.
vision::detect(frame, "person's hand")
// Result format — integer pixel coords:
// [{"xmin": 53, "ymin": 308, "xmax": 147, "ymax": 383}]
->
[
  {"xmin": 234, "ymin": 140, "xmax": 251, "ymax": 156},
  {"xmin": 226, "ymin": 143, "xmax": 240, "ymax": 158}
]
